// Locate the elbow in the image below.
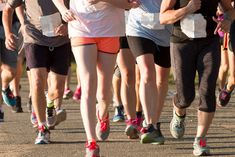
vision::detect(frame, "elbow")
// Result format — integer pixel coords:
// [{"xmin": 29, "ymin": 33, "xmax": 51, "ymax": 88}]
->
[{"xmin": 3, "ymin": 4, "xmax": 14, "ymax": 14}]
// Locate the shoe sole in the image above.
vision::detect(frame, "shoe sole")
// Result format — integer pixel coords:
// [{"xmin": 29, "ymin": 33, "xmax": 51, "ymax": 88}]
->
[
  {"xmin": 113, "ymin": 118, "xmax": 125, "ymax": 123},
  {"xmin": 35, "ymin": 140, "xmax": 50, "ymax": 144},
  {"xmin": 55, "ymin": 111, "xmax": 67, "ymax": 125},
  {"xmin": 193, "ymin": 150, "xmax": 210, "ymax": 156},
  {"xmin": 125, "ymin": 126, "xmax": 139, "ymax": 139},
  {"xmin": 140, "ymin": 134, "xmax": 165, "ymax": 145}
]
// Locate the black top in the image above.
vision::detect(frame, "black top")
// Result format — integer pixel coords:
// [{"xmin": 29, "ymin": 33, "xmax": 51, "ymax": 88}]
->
[
  {"xmin": 171, "ymin": 0, "xmax": 220, "ymax": 43},
  {"xmin": 0, "ymin": 11, "xmax": 19, "ymax": 26}
]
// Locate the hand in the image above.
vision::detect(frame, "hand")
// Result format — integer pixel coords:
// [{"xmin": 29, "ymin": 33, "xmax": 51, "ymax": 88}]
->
[
  {"xmin": 5, "ymin": 33, "xmax": 18, "ymax": 51},
  {"xmin": 186, "ymin": 0, "xmax": 201, "ymax": 14},
  {"xmin": 61, "ymin": 9, "xmax": 76, "ymax": 22},
  {"xmin": 128, "ymin": 0, "xmax": 140, "ymax": 8},
  {"xmin": 55, "ymin": 23, "xmax": 68, "ymax": 36},
  {"xmin": 213, "ymin": 17, "xmax": 232, "ymax": 34}
]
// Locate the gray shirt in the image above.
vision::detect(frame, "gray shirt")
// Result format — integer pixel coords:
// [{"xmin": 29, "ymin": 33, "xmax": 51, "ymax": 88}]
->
[
  {"xmin": 126, "ymin": 0, "xmax": 172, "ymax": 47},
  {"xmin": 8, "ymin": 0, "xmax": 69, "ymax": 47}
]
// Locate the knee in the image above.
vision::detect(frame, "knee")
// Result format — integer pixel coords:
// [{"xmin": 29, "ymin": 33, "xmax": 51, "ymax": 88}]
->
[
  {"xmin": 220, "ymin": 63, "xmax": 229, "ymax": 73},
  {"xmin": 174, "ymin": 93, "xmax": 195, "ymax": 109},
  {"xmin": 156, "ymin": 78, "xmax": 168, "ymax": 88},
  {"xmin": 140, "ymin": 67, "xmax": 156, "ymax": 84},
  {"xmin": 121, "ymin": 69, "xmax": 135, "ymax": 86},
  {"xmin": 81, "ymin": 76, "xmax": 97, "ymax": 99}
]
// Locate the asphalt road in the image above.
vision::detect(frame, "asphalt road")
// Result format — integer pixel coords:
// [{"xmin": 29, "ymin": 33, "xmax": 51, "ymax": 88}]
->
[{"xmin": 0, "ymin": 77, "xmax": 235, "ymax": 157}]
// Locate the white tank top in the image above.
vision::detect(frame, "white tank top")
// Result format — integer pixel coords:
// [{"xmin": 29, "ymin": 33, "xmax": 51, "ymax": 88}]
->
[{"xmin": 68, "ymin": 0, "xmax": 125, "ymax": 38}]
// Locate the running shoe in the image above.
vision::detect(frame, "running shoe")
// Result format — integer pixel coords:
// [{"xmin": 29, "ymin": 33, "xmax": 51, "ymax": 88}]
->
[
  {"xmin": 55, "ymin": 108, "xmax": 67, "ymax": 125},
  {"xmin": 0, "ymin": 110, "xmax": 4, "ymax": 122},
  {"xmin": 35, "ymin": 125, "xmax": 50, "ymax": 144},
  {"xmin": 96, "ymin": 111, "xmax": 110, "ymax": 141},
  {"xmin": 2, "ymin": 86, "xmax": 16, "ymax": 107},
  {"xmin": 193, "ymin": 137, "xmax": 210, "ymax": 156},
  {"xmin": 73, "ymin": 86, "xmax": 81, "ymax": 101},
  {"xmin": 85, "ymin": 140, "xmax": 100, "ymax": 157},
  {"xmin": 218, "ymin": 84, "xmax": 234, "ymax": 107},
  {"xmin": 140, "ymin": 123, "xmax": 165, "ymax": 144},
  {"xmin": 46, "ymin": 102, "xmax": 57, "ymax": 129},
  {"xmin": 112, "ymin": 105, "xmax": 125, "ymax": 122},
  {"xmin": 31, "ymin": 111, "xmax": 38, "ymax": 128},
  {"xmin": 170, "ymin": 111, "xmax": 185, "ymax": 139},
  {"xmin": 125, "ymin": 119, "xmax": 139, "ymax": 139},
  {"xmin": 15, "ymin": 96, "xmax": 23, "ymax": 113},
  {"xmin": 63, "ymin": 88, "xmax": 73, "ymax": 99},
  {"xmin": 27, "ymin": 96, "xmax": 32, "ymax": 112}
]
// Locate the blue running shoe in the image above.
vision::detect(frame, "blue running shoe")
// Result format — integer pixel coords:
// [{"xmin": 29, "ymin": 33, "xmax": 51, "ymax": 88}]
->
[
  {"xmin": 112, "ymin": 105, "xmax": 125, "ymax": 122},
  {"xmin": 2, "ymin": 86, "xmax": 16, "ymax": 107}
]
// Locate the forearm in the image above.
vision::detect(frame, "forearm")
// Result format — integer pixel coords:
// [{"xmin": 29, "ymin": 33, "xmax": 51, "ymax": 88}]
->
[
  {"xmin": 15, "ymin": 5, "xmax": 24, "ymax": 25},
  {"xmin": 160, "ymin": 7, "xmax": 189, "ymax": 24},
  {"xmin": 2, "ymin": 4, "xmax": 14, "ymax": 35},
  {"xmin": 102, "ymin": 0, "xmax": 133, "ymax": 9},
  {"xmin": 52, "ymin": 0, "xmax": 69, "ymax": 13}
]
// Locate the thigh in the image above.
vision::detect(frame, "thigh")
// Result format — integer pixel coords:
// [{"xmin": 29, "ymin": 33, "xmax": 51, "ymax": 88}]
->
[
  {"xmin": 117, "ymin": 48, "xmax": 136, "ymax": 77},
  {"xmin": 50, "ymin": 43, "xmax": 70, "ymax": 76},
  {"xmin": 97, "ymin": 52, "xmax": 117, "ymax": 91},
  {"xmin": 229, "ymin": 21, "xmax": 235, "ymax": 53},
  {"xmin": 197, "ymin": 38, "xmax": 220, "ymax": 112},
  {"xmin": 72, "ymin": 44, "xmax": 98, "ymax": 86},
  {"xmin": 171, "ymin": 42, "xmax": 197, "ymax": 98}
]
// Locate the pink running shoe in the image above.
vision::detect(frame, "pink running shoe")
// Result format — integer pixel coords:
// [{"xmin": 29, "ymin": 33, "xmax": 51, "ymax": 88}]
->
[
  {"xmin": 96, "ymin": 111, "xmax": 110, "ymax": 141},
  {"xmin": 73, "ymin": 86, "xmax": 81, "ymax": 101},
  {"xmin": 85, "ymin": 140, "xmax": 100, "ymax": 157},
  {"xmin": 63, "ymin": 88, "xmax": 73, "ymax": 99},
  {"xmin": 125, "ymin": 119, "xmax": 139, "ymax": 139}
]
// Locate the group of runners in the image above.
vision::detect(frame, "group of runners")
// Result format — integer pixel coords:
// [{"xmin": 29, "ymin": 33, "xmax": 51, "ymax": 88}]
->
[{"xmin": 0, "ymin": 0, "xmax": 235, "ymax": 157}]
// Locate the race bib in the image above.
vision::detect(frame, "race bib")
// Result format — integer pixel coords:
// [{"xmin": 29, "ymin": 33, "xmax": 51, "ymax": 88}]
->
[
  {"xmin": 140, "ymin": 12, "xmax": 165, "ymax": 30},
  {"xmin": 0, "ymin": 3, "xmax": 6, "ymax": 12},
  {"xmin": 180, "ymin": 14, "xmax": 207, "ymax": 38},
  {"xmin": 39, "ymin": 12, "xmax": 62, "ymax": 37}
]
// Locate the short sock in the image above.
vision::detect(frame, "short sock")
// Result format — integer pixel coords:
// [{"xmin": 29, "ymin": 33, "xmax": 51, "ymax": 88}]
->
[{"xmin": 136, "ymin": 111, "xmax": 142, "ymax": 118}]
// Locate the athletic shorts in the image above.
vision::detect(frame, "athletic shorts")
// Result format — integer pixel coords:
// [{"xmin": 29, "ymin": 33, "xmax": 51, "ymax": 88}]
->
[
  {"xmin": 120, "ymin": 36, "xmax": 129, "ymax": 49},
  {"xmin": 171, "ymin": 37, "xmax": 220, "ymax": 112},
  {"xmin": 127, "ymin": 36, "xmax": 171, "ymax": 68},
  {"xmin": 24, "ymin": 43, "xmax": 70, "ymax": 75},
  {"xmin": 229, "ymin": 20, "xmax": 235, "ymax": 53},
  {"xmin": 0, "ymin": 22, "xmax": 21, "ymax": 68},
  {"xmin": 71, "ymin": 37, "xmax": 120, "ymax": 54}
]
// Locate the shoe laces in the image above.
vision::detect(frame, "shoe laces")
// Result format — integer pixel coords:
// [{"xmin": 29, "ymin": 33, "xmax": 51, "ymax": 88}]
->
[
  {"xmin": 199, "ymin": 139, "xmax": 207, "ymax": 148},
  {"xmin": 173, "ymin": 114, "xmax": 185, "ymax": 128},
  {"xmin": 4, "ymin": 88, "xmax": 14, "ymax": 99},
  {"xmin": 220, "ymin": 90, "xmax": 230, "ymax": 100},
  {"xmin": 86, "ymin": 140, "xmax": 98, "ymax": 150},
  {"xmin": 126, "ymin": 119, "xmax": 137, "ymax": 126},
  {"xmin": 37, "ymin": 125, "xmax": 49, "ymax": 134},
  {"xmin": 97, "ymin": 111, "xmax": 109, "ymax": 132}
]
